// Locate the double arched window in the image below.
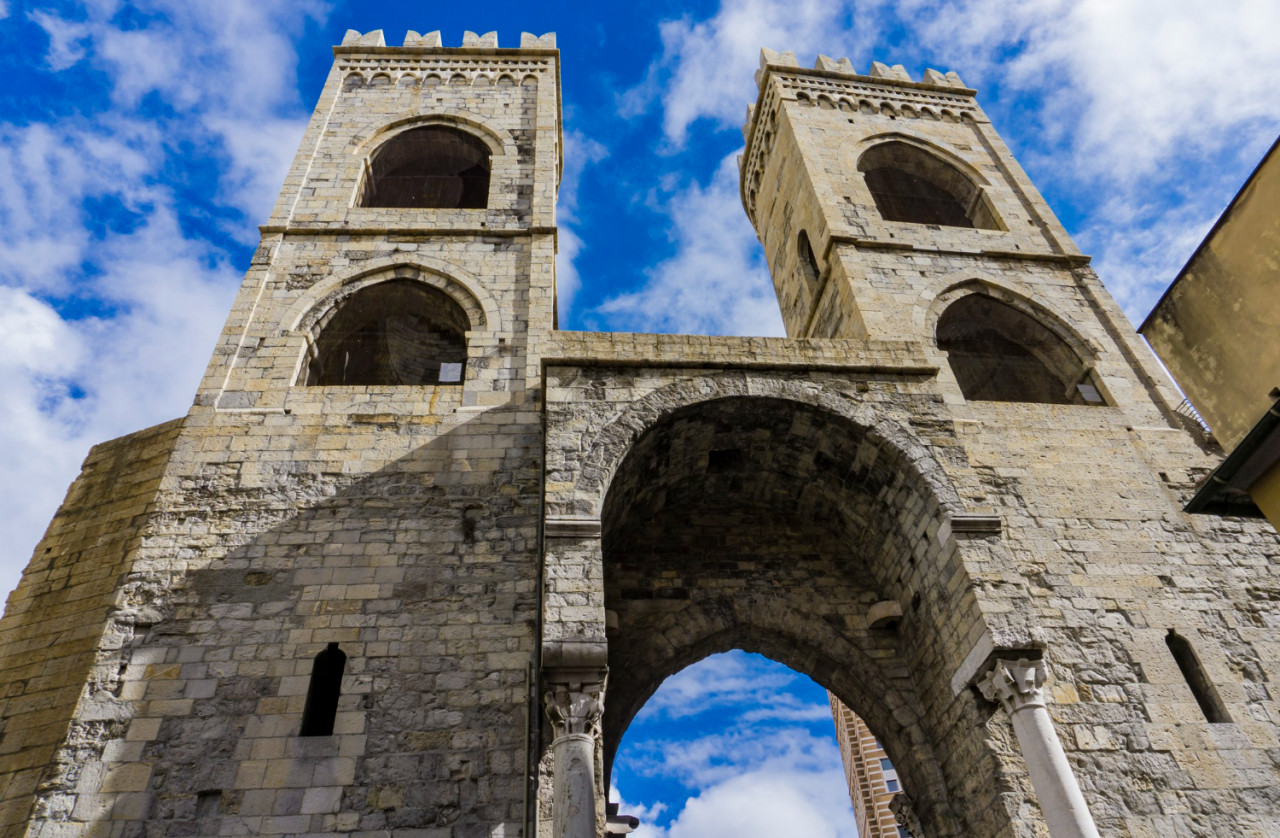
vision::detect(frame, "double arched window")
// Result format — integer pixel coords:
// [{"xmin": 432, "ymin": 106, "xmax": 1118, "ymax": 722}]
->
[
  {"xmin": 937, "ymin": 294, "xmax": 1101, "ymax": 405},
  {"xmin": 305, "ymin": 281, "xmax": 470, "ymax": 386},
  {"xmin": 360, "ymin": 125, "xmax": 491, "ymax": 209},
  {"xmin": 858, "ymin": 141, "xmax": 999, "ymax": 230}
]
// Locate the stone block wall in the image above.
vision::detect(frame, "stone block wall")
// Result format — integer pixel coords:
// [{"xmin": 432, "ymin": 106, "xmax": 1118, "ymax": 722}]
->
[{"xmin": 0, "ymin": 420, "xmax": 184, "ymax": 837}]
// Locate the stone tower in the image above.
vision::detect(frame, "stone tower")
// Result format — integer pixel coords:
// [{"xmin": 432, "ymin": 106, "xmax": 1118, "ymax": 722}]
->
[
  {"xmin": 1, "ymin": 32, "xmax": 1279, "ymax": 838},
  {"xmin": 0, "ymin": 28, "xmax": 560, "ymax": 838}
]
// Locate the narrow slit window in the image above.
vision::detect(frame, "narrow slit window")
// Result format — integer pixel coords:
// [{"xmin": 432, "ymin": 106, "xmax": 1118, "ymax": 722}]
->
[
  {"xmin": 1166, "ymin": 630, "xmax": 1230, "ymax": 723},
  {"xmin": 797, "ymin": 230, "xmax": 821, "ymax": 286},
  {"xmin": 301, "ymin": 642, "xmax": 347, "ymax": 736}
]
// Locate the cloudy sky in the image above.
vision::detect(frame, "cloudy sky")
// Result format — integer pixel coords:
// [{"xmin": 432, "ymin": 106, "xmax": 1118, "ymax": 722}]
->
[{"xmin": 1, "ymin": 0, "xmax": 1277, "ymax": 834}]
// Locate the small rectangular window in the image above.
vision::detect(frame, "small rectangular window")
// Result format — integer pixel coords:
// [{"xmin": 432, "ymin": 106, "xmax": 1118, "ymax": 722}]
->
[
  {"xmin": 885, "ymin": 778, "xmax": 900, "ymax": 793},
  {"xmin": 879, "ymin": 757, "xmax": 894, "ymax": 772}
]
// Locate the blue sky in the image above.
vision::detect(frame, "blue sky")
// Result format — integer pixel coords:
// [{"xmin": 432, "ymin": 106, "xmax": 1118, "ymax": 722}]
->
[{"xmin": 1, "ymin": 1, "xmax": 1278, "ymax": 835}]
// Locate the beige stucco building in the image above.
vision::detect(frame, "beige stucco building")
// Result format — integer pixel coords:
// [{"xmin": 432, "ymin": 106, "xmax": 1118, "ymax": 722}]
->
[
  {"xmin": 0, "ymin": 30, "xmax": 1277, "ymax": 838},
  {"xmin": 1140, "ymin": 137, "xmax": 1280, "ymax": 526}
]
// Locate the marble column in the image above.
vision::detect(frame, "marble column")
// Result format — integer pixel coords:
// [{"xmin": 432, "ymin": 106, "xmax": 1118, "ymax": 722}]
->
[
  {"xmin": 978, "ymin": 658, "xmax": 1101, "ymax": 838},
  {"xmin": 546, "ymin": 681, "xmax": 605, "ymax": 838}
]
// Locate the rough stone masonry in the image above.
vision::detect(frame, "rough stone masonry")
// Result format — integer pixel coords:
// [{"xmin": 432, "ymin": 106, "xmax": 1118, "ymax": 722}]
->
[{"xmin": 0, "ymin": 29, "xmax": 1277, "ymax": 838}]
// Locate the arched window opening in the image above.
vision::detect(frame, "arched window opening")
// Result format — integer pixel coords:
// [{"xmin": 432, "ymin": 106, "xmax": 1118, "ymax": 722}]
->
[
  {"xmin": 1166, "ymin": 631, "xmax": 1231, "ymax": 723},
  {"xmin": 305, "ymin": 280, "xmax": 470, "ymax": 386},
  {"xmin": 361, "ymin": 125, "xmax": 491, "ymax": 209},
  {"xmin": 300, "ymin": 642, "xmax": 347, "ymax": 736},
  {"xmin": 797, "ymin": 230, "xmax": 821, "ymax": 286},
  {"xmin": 937, "ymin": 294, "xmax": 1100, "ymax": 405},
  {"xmin": 858, "ymin": 141, "xmax": 1000, "ymax": 230},
  {"xmin": 609, "ymin": 652, "xmax": 863, "ymax": 836}
]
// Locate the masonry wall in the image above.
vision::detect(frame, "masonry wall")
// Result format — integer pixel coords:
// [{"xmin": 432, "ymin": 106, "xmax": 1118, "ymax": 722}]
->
[{"xmin": 0, "ymin": 420, "xmax": 184, "ymax": 837}]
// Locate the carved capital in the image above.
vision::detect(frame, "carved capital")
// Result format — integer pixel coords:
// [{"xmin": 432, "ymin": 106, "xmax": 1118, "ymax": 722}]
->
[
  {"xmin": 978, "ymin": 657, "xmax": 1048, "ymax": 714},
  {"xmin": 545, "ymin": 683, "xmax": 605, "ymax": 738},
  {"xmin": 889, "ymin": 793, "xmax": 923, "ymax": 837}
]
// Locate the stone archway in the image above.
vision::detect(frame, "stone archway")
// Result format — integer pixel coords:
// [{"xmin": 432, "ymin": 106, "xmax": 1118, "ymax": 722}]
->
[{"xmin": 597, "ymin": 395, "xmax": 966, "ymax": 836}]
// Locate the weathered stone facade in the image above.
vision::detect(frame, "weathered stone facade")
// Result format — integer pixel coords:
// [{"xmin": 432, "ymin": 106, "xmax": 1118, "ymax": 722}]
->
[{"xmin": 1, "ymin": 31, "xmax": 1278, "ymax": 838}]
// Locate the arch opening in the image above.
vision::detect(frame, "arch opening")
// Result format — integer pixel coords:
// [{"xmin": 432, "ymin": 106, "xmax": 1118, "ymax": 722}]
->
[
  {"xmin": 858, "ymin": 141, "xmax": 1000, "ymax": 230},
  {"xmin": 304, "ymin": 280, "xmax": 470, "ymax": 386},
  {"xmin": 936, "ymin": 293, "xmax": 1100, "ymax": 404},
  {"xmin": 611, "ymin": 651, "xmax": 868, "ymax": 837},
  {"xmin": 598, "ymin": 395, "xmax": 968, "ymax": 836},
  {"xmin": 360, "ymin": 125, "xmax": 491, "ymax": 209}
]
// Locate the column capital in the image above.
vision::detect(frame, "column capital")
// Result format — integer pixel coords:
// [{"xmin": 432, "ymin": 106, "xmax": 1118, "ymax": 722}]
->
[
  {"xmin": 978, "ymin": 657, "xmax": 1049, "ymax": 714},
  {"xmin": 545, "ymin": 681, "xmax": 605, "ymax": 738}
]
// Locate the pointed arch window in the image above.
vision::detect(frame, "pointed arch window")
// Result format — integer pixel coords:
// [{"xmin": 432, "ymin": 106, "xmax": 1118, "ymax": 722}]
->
[
  {"xmin": 361, "ymin": 125, "xmax": 491, "ymax": 209},
  {"xmin": 937, "ymin": 294, "xmax": 1102, "ymax": 404},
  {"xmin": 858, "ymin": 141, "xmax": 1000, "ymax": 230},
  {"xmin": 305, "ymin": 280, "xmax": 470, "ymax": 386}
]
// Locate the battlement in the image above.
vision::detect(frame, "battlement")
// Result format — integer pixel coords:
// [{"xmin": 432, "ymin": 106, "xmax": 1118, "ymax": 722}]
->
[
  {"xmin": 339, "ymin": 29, "xmax": 556, "ymax": 50},
  {"xmin": 755, "ymin": 47, "xmax": 967, "ymax": 91}
]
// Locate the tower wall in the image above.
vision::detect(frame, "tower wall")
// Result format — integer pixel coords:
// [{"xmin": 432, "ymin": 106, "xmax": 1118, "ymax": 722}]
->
[{"xmin": 0, "ymin": 30, "xmax": 560, "ymax": 838}]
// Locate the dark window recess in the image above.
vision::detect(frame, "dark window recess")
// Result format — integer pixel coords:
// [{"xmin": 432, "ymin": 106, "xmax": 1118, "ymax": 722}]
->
[
  {"xmin": 300, "ymin": 642, "xmax": 347, "ymax": 736},
  {"xmin": 196, "ymin": 791, "xmax": 222, "ymax": 820},
  {"xmin": 937, "ymin": 294, "xmax": 1097, "ymax": 405},
  {"xmin": 857, "ymin": 141, "xmax": 1000, "ymax": 230},
  {"xmin": 306, "ymin": 280, "xmax": 470, "ymax": 386},
  {"xmin": 362, "ymin": 126, "xmax": 491, "ymax": 209},
  {"xmin": 1166, "ymin": 630, "xmax": 1231, "ymax": 723},
  {"xmin": 797, "ymin": 230, "xmax": 821, "ymax": 285},
  {"xmin": 863, "ymin": 166, "xmax": 972, "ymax": 227},
  {"xmin": 707, "ymin": 448, "xmax": 746, "ymax": 474}
]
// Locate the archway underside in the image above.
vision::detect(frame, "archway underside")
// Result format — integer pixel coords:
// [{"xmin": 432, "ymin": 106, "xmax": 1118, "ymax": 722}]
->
[{"xmin": 599, "ymin": 397, "xmax": 973, "ymax": 836}]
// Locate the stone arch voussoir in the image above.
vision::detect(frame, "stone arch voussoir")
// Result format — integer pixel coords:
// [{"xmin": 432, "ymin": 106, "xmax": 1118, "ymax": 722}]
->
[
  {"xmin": 566, "ymin": 373, "xmax": 964, "ymax": 519},
  {"xmin": 917, "ymin": 275, "xmax": 1101, "ymax": 365},
  {"xmin": 284, "ymin": 256, "xmax": 496, "ymax": 337}
]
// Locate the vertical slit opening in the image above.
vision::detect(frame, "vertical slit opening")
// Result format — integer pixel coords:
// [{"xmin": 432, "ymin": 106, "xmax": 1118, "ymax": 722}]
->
[
  {"xmin": 301, "ymin": 642, "xmax": 347, "ymax": 736},
  {"xmin": 1166, "ymin": 630, "xmax": 1230, "ymax": 723}
]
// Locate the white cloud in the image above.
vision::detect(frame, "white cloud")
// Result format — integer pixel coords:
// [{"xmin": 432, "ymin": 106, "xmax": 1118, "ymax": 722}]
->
[
  {"xmin": 614, "ymin": 653, "xmax": 857, "ymax": 838},
  {"xmin": 604, "ymin": 0, "xmax": 1280, "ymax": 333},
  {"xmin": 636, "ymin": 650, "xmax": 826, "ymax": 722},
  {"xmin": 658, "ymin": 770, "xmax": 853, "ymax": 838},
  {"xmin": 0, "ymin": 2, "xmax": 328, "ymax": 600},
  {"xmin": 628, "ymin": 725, "xmax": 844, "ymax": 790},
  {"xmin": 632, "ymin": 0, "xmax": 865, "ymax": 148},
  {"xmin": 556, "ymin": 129, "xmax": 609, "ymax": 323},
  {"xmin": 906, "ymin": 0, "xmax": 1280, "ymax": 182},
  {"xmin": 594, "ymin": 152, "xmax": 784, "ymax": 337}
]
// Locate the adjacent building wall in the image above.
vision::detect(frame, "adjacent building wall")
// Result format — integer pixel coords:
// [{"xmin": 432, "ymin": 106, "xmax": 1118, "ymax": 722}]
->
[{"xmin": 1141, "ymin": 137, "xmax": 1280, "ymax": 451}]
